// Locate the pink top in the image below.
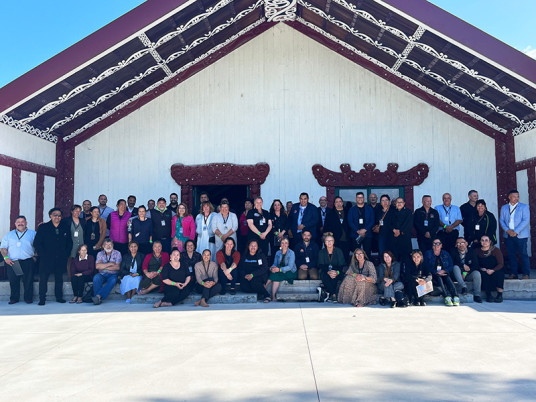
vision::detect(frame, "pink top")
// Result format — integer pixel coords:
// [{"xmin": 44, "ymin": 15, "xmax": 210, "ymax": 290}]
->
[
  {"xmin": 239, "ymin": 212, "xmax": 249, "ymax": 236},
  {"xmin": 171, "ymin": 215, "xmax": 196, "ymax": 240}
]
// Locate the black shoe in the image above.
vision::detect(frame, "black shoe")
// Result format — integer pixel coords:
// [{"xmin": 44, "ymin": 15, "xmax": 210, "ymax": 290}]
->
[
  {"xmin": 56, "ymin": 298, "xmax": 66, "ymax": 303},
  {"xmin": 494, "ymin": 293, "xmax": 503, "ymax": 303},
  {"xmin": 38, "ymin": 300, "xmax": 45, "ymax": 306},
  {"xmin": 330, "ymin": 294, "xmax": 337, "ymax": 303},
  {"xmin": 230, "ymin": 288, "xmax": 236, "ymax": 295},
  {"xmin": 8, "ymin": 300, "xmax": 18, "ymax": 305},
  {"xmin": 412, "ymin": 300, "xmax": 419, "ymax": 306},
  {"xmin": 473, "ymin": 295, "xmax": 483, "ymax": 303},
  {"xmin": 390, "ymin": 300, "xmax": 396, "ymax": 308},
  {"xmin": 486, "ymin": 293, "xmax": 493, "ymax": 303},
  {"xmin": 461, "ymin": 287, "xmax": 468, "ymax": 296},
  {"xmin": 379, "ymin": 297, "xmax": 386, "ymax": 306},
  {"xmin": 25, "ymin": 300, "xmax": 33, "ymax": 304},
  {"xmin": 419, "ymin": 300, "xmax": 426, "ymax": 306}
]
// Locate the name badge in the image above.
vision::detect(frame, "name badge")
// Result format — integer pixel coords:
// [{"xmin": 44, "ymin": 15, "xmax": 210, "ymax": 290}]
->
[
  {"xmin": 161, "ymin": 220, "xmax": 166, "ymax": 226},
  {"xmin": 203, "ymin": 226, "xmax": 207, "ymax": 231},
  {"xmin": 91, "ymin": 233, "xmax": 96, "ymax": 240},
  {"xmin": 257, "ymin": 259, "xmax": 262, "ymax": 265},
  {"xmin": 475, "ymin": 224, "xmax": 480, "ymax": 230},
  {"xmin": 436, "ymin": 266, "xmax": 441, "ymax": 271},
  {"xmin": 74, "ymin": 232, "xmax": 79, "ymax": 238},
  {"xmin": 359, "ymin": 218, "xmax": 364, "ymax": 224},
  {"xmin": 340, "ymin": 218, "xmax": 343, "ymax": 224},
  {"xmin": 179, "ymin": 228, "xmax": 183, "ymax": 234},
  {"xmin": 328, "ymin": 265, "xmax": 333, "ymax": 270},
  {"xmin": 380, "ymin": 221, "xmax": 384, "ymax": 226},
  {"xmin": 305, "ymin": 257, "xmax": 310, "ymax": 263},
  {"xmin": 17, "ymin": 241, "xmax": 21, "ymax": 247},
  {"xmin": 189, "ymin": 266, "xmax": 193, "ymax": 273},
  {"xmin": 135, "ymin": 232, "xmax": 140, "ymax": 237},
  {"xmin": 223, "ymin": 226, "xmax": 228, "ymax": 231},
  {"xmin": 260, "ymin": 219, "xmax": 265, "ymax": 225},
  {"xmin": 424, "ymin": 220, "xmax": 429, "ymax": 227},
  {"xmin": 445, "ymin": 215, "xmax": 449, "ymax": 222}
]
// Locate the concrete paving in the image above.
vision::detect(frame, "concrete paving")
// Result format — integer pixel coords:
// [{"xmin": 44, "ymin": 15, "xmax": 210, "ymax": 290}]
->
[{"xmin": 0, "ymin": 300, "xmax": 535, "ymax": 401}]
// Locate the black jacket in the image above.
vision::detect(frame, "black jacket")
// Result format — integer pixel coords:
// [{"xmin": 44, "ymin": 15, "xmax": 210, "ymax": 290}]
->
[
  {"xmin": 450, "ymin": 248, "xmax": 479, "ymax": 273},
  {"xmin": 413, "ymin": 206, "xmax": 440, "ymax": 237},
  {"xmin": 119, "ymin": 252, "xmax": 145, "ymax": 279},
  {"xmin": 34, "ymin": 220, "xmax": 72, "ymax": 273}
]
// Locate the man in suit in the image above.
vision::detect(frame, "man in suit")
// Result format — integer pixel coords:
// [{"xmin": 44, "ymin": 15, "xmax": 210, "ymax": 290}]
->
[
  {"xmin": 290, "ymin": 193, "xmax": 319, "ymax": 241},
  {"xmin": 499, "ymin": 189, "xmax": 531, "ymax": 279}
]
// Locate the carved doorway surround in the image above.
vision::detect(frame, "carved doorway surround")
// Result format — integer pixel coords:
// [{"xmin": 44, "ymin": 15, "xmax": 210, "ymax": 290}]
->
[
  {"xmin": 170, "ymin": 163, "xmax": 270, "ymax": 211},
  {"xmin": 312, "ymin": 163, "xmax": 429, "ymax": 210}
]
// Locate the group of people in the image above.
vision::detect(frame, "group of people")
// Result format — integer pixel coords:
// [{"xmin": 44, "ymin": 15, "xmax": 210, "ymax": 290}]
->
[{"xmin": 0, "ymin": 188, "xmax": 530, "ymax": 307}]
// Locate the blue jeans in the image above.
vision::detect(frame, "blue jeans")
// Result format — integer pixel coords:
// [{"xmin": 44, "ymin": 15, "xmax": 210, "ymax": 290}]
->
[
  {"xmin": 93, "ymin": 272, "xmax": 118, "ymax": 300},
  {"xmin": 505, "ymin": 237, "xmax": 530, "ymax": 276}
]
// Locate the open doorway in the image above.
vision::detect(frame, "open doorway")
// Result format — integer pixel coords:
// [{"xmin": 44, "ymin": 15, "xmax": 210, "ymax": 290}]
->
[{"xmin": 193, "ymin": 185, "xmax": 249, "ymax": 215}]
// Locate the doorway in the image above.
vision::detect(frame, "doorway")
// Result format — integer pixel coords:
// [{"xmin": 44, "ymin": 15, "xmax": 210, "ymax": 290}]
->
[{"xmin": 193, "ymin": 185, "xmax": 249, "ymax": 215}]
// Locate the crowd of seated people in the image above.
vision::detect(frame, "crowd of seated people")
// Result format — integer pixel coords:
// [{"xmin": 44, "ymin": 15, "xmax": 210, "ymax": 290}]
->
[{"xmin": 1, "ymin": 188, "xmax": 528, "ymax": 307}]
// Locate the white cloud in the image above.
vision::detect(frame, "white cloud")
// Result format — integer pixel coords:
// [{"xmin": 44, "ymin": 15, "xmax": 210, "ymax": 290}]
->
[{"xmin": 523, "ymin": 46, "xmax": 536, "ymax": 59}]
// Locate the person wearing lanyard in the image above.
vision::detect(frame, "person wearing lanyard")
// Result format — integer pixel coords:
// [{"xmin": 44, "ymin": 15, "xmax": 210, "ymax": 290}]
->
[
  {"xmin": 324, "ymin": 196, "xmax": 350, "ymax": 263},
  {"xmin": 92, "ymin": 238, "xmax": 122, "ymax": 305},
  {"xmin": 413, "ymin": 195, "xmax": 440, "ymax": 253},
  {"xmin": 181, "ymin": 239, "xmax": 202, "ymax": 292},
  {"xmin": 119, "ymin": 241, "xmax": 144, "ymax": 303},
  {"xmin": 212, "ymin": 201, "xmax": 238, "ymax": 252},
  {"xmin": 34, "ymin": 208, "xmax": 72, "ymax": 305},
  {"xmin": 1, "ymin": 215, "xmax": 36, "ymax": 304},
  {"xmin": 246, "ymin": 197, "xmax": 273, "ymax": 257},
  {"xmin": 151, "ymin": 197, "xmax": 173, "ymax": 254},
  {"xmin": 194, "ymin": 249, "xmax": 221, "ymax": 307},
  {"xmin": 289, "ymin": 193, "xmax": 319, "ymax": 243},
  {"xmin": 460, "ymin": 190, "xmax": 479, "ymax": 242},
  {"xmin": 348, "ymin": 192, "xmax": 375, "ymax": 257},
  {"xmin": 423, "ymin": 239, "xmax": 459, "ymax": 306},
  {"xmin": 450, "ymin": 238, "xmax": 482, "ymax": 302},
  {"xmin": 392, "ymin": 198, "xmax": 413, "ymax": 266},
  {"xmin": 435, "ymin": 193, "xmax": 462, "ymax": 254},
  {"xmin": 64, "ymin": 204, "xmax": 86, "ymax": 278},
  {"xmin": 171, "ymin": 203, "xmax": 195, "ymax": 252},
  {"xmin": 84, "ymin": 206, "xmax": 107, "ymax": 257},
  {"xmin": 469, "ymin": 200, "xmax": 497, "ymax": 247},
  {"xmin": 318, "ymin": 235, "xmax": 346, "ymax": 303},
  {"xmin": 499, "ymin": 189, "xmax": 531, "ymax": 279},
  {"xmin": 97, "ymin": 194, "xmax": 114, "ymax": 236},
  {"xmin": 338, "ymin": 247, "xmax": 376, "ymax": 307},
  {"xmin": 195, "ymin": 201, "xmax": 217, "ymax": 260},
  {"xmin": 317, "ymin": 196, "xmax": 333, "ymax": 246}
]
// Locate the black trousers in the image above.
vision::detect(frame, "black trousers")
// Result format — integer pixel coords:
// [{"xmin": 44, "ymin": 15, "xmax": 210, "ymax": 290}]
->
[
  {"xmin": 321, "ymin": 270, "xmax": 340, "ymax": 294},
  {"xmin": 437, "ymin": 229, "xmax": 459, "ymax": 254},
  {"xmin": 218, "ymin": 267, "xmax": 238, "ymax": 291},
  {"xmin": 432, "ymin": 274, "xmax": 458, "ymax": 298},
  {"xmin": 195, "ymin": 283, "xmax": 222, "ymax": 301},
  {"xmin": 417, "ymin": 236, "xmax": 433, "ymax": 253},
  {"xmin": 7, "ymin": 258, "xmax": 34, "ymax": 302},
  {"xmin": 393, "ymin": 235, "xmax": 412, "ymax": 266},
  {"xmin": 240, "ymin": 275, "xmax": 270, "ymax": 299},
  {"xmin": 354, "ymin": 237, "xmax": 372, "ymax": 257},
  {"xmin": 39, "ymin": 270, "xmax": 64, "ymax": 301},
  {"xmin": 481, "ymin": 269, "xmax": 504, "ymax": 293},
  {"xmin": 71, "ymin": 274, "xmax": 92, "ymax": 297},
  {"xmin": 162, "ymin": 284, "xmax": 191, "ymax": 305}
]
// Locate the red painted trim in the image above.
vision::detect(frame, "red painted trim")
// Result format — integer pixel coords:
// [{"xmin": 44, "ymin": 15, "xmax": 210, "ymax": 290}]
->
[
  {"xmin": 0, "ymin": 153, "xmax": 56, "ymax": 177},
  {"xmin": 66, "ymin": 21, "xmax": 275, "ymax": 147},
  {"xmin": 0, "ymin": 0, "xmax": 189, "ymax": 113},
  {"xmin": 312, "ymin": 163, "xmax": 429, "ymax": 210},
  {"xmin": 35, "ymin": 174, "xmax": 45, "ymax": 229},
  {"xmin": 382, "ymin": 0, "xmax": 536, "ymax": 84},
  {"xmin": 495, "ymin": 132, "xmax": 517, "ymax": 252},
  {"xmin": 526, "ymin": 167, "xmax": 536, "ymax": 264},
  {"xmin": 10, "ymin": 168, "xmax": 21, "ymax": 230},
  {"xmin": 170, "ymin": 163, "xmax": 270, "ymax": 211},
  {"xmin": 515, "ymin": 156, "xmax": 536, "ymax": 171},
  {"xmin": 287, "ymin": 21, "xmax": 506, "ymax": 141},
  {"xmin": 54, "ymin": 142, "xmax": 75, "ymax": 215}
]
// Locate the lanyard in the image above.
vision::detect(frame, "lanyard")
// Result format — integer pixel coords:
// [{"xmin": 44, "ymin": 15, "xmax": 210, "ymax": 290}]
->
[
  {"xmin": 202, "ymin": 261, "xmax": 210, "ymax": 278},
  {"xmin": 380, "ymin": 209, "xmax": 389, "ymax": 223},
  {"xmin": 222, "ymin": 214, "xmax": 229, "ymax": 225},
  {"xmin": 203, "ymin": 215, "xmax": 209, "ymax": 227},
  {"xmin": 442, "ymin": 205, "xmax": 451, "ymax": 216},
  {"xmin": 509, "ymin": 204, "xmax": 518, "ymax": 215},
  {"xmin": 16, "ymin": 230, "xmax": 28, "ymax": 241},
  {"xmin": 99, "ymin": 207, "xmax": 106, "ymax": 215},
  {"xmin": 105, "ymin": 252, "xmax": 113, "ymax": 263}
]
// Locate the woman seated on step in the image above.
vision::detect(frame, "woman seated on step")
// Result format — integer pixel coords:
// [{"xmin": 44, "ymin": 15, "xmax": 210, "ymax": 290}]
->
[
  {"xmin": 216, "ymin": 237, "xmax": 240, "ymax": 295},
  {"xmin": 318, "ymin": 234, "xmax": 346, "ymax": 303},
  {"xmin": 265, "ymin": 237, "xmax": 297, "ymax": 302},
  {"xmin": 376, "ymin": 251, "xmax": 405, "ymax": 308},
  {"xmin": 154, "ymin": 249, "xmax": 191, "ymax": 308},
  {"xmin": 139, "ymin": 241, "xmax": 170, "ymax": 295},
  {"xmin": 238, "ymin": 240, "xmax": 271, "ymax": 303},
  {"xmin": 337, "ymin": 248, "xmax": 377, "ymax": 307},
  {"xmin": 118, "ymin": 241, "xmax": 144, "ymax": 303},
  {"xmin": 405, "ymin": 249, "xmax": 432, "ymax": 306},
  {"xmin": 194, "ymin": 249, "xmax": 221, "ymax": 307}
]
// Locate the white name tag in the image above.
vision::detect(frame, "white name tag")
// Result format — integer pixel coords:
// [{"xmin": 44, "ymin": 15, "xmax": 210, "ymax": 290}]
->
[
  {"xmin": 305, "ymin": 257, "xmax": 310, "ymax": 263},
  {"xmin": 475, "ymin": 224, "xmax": 480, "ymax": 230},
  {"xmin": 74, "ymin": 232, "xmax": 79, "ymax": 237},
  {"xmin": 445, "ymin": 215, "xmax": 449, "ymax": 222},
  {"xmin": 359, "ymin": 218, "xmax": 364, "ymax": 224},
  {"xmin": 257, "ymin": 259, "xmax": 262, "ymax": 265},
  {"xmin": 17, "ymin": 241, "xmax": 21, "ymax": 247},
  {"xmin": 380, "ymin": 221, "xmax": 384, "ymax": 226},
  {"xmin": 436, "ymin": 266, "xmax": 441, "ymax": 271},
  {"xmin": 260, "ymin": 219, "xmax": 265, "ymax": 225},
  {"xmin": 424, "ymin": 220, "xmax": 429, "ymax": 227},
  {"xmin": 135, "ymin": 232, "xmax": 140, "ymax": 237},
  {"xmin": 161, "ymin": 220, "xmax": 166, "ymax": 226},
  {"xmin": 223, "ymin": 226, "xmax": 228, "ymax": 231}
]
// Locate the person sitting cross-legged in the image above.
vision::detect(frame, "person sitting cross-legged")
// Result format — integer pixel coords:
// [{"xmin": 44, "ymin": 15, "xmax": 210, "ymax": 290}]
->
[
  {"xmin": 92, "ymin": 238, "xmax": 121, "ymax": 305},
  {"xmin": 194, "ymin": 249, "xmax": 221, "ymax": 308},
  {"xmin": 154, "ymin": 249, "xmax": 192, "ymax": 308},
  {"xmin": 450, "ymin": 237, "xmax": 482, "ymax": 303},
  {"xmin": 139, "ymin": 240, "xmax": 170, "ymax": 295}
]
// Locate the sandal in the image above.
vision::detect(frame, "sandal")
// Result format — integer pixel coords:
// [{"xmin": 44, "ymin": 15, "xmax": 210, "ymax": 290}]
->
[
  {"xmin": 263, "ymin": 297, "xmax": 272, "ymax": 303},
  {"xmin": 76, "ymin": 298, "xmax": 83, "ymax": 304},
  {"xmin": 69, "ymin": 298, "xmax": 77, "ymax": 304}
]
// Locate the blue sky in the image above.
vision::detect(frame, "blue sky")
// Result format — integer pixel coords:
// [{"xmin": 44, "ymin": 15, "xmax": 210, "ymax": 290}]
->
[{"xmin": 0, "ymin": 0, "xmax": 535, "ymax": 88}]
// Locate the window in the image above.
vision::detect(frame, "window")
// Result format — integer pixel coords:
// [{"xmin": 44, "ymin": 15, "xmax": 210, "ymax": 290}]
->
[{"xmin": 336, "ymin": 186, "xmax": 405, "ymax": 206}]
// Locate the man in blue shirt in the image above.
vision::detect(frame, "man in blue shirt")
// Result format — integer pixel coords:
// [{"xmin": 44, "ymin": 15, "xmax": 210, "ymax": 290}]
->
[
  {"xmin": 499, "ymin": 189, "xmax": 531, "ymax": 279},
  {"xmin": 435, "ymin": 193, "xmax": 463, "ymax": 254},
  {"xmin": 290, "ymin": 193, "xmax": 319, "ymax": 241},
  {"xmin": 1, "ymin": 216, "xmax": 36, "ymax": 304}
]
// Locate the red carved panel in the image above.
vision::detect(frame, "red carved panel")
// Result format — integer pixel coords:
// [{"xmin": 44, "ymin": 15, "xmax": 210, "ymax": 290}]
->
[
  {"xmin": 10, "ymin": 168, "xmax": 21, "ymax": 230},
  {"xmin": 495, "ymin": 134, "xmax": 517, "ymax": 252},
  {"xmin": 312, "ymin": 163, "xmax": 429, "ymax": 211},
  {"xmin": 527, "ymin": 167, "xmax": 536, "ymax": 265},
  {"xmin": 35, "ymin": 174, "xmax": 45, "ymax": 229},
  {"xmin": 0, "ymin": 153, "xmax": 57, "ymax": 177},
  {"xmin": 170, "ymin": 163, "xmax": 270, "ymax": 211},
  {"xmin": 55, "ymin": 141, "xmax": 75, "ymax": 216}
]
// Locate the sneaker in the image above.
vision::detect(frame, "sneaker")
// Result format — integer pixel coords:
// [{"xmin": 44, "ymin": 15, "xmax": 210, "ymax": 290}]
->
[
  {"xmin": 473, "ymin": 295, "xmax": 482, "ymax": 303},
  {"xmin": 453, "ymin": 296, "xmax": 460, "ymax": 306},
  {"xmin": 461, "ymin": 287, "xmax": 468, "ymax": 296},
  {"xmin": 494, "ymin": 293, "xmax": 503, "ymax": 303},
  {"xmin": 444, "ymin": 297, "xmax": 453, "ymax": 306},
  {"xmin": 125, "ymin": 299, "xmax": 131, "ymax": 303}
]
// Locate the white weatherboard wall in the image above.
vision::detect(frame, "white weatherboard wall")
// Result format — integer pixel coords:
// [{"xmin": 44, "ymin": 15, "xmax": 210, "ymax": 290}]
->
[
  {"xmin": 74, "ymin": 24, "xmax": 497, "ymax": 216},
  {"xmin": 514, "ymin": 128, "xmax": 536, "ymax": 163},
  {"xmin": 0, "ymin": 123, "xmax": 56, "ymax": 167}
]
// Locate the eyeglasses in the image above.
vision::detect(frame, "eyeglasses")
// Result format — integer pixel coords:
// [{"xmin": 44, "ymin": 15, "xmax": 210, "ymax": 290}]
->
[
  {"xmin": 456, "ymin": 242, "xmax": 467, "ymax": 246},
  {"xmin": 355, "ymin": 253, "xmax": 364, "ymax": 256},
  {"xmin": 432, "ymin": 242, "xmax": 442, "ymax": 246}
]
